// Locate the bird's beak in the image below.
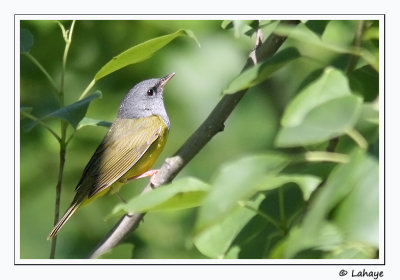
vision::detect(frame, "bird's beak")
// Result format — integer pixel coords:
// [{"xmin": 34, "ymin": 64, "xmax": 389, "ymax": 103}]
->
[{"xmin": 160, "ymin": 72, "xmax": 175, "ymax": 89}]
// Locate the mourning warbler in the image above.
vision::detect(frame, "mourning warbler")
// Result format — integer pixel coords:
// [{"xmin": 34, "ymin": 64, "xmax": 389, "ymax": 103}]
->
[{"xmin": 47, "ymin": 73, "xmax": 175, "ymax": 239}]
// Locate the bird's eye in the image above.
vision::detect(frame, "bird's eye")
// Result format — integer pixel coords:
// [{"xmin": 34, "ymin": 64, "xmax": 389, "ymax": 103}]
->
[{"xmin": 147, "ymin": 88, "xmax": 155, "ymax": 96}]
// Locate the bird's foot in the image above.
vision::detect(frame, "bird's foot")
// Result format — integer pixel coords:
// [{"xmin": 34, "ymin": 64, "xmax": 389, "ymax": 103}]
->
[{"xmin": 126, "ymin": 169, "xmax": 159, "ymax": 182}]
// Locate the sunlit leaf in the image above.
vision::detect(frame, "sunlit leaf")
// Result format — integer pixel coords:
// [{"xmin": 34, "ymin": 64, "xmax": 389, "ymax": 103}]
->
[
  {"xmin": 221, "ymin": 20, "xmax": 233, "ymax": 29},
  {"xmin": 363, "ymin": 25, "xmax": 379, "ymax": 41},
  {"xmin": 281, "ymin": 68, "xmax": 352, "ymax": 127},
  {"xmin": 276, "ymin": 95, "xmax": 362, "ymax": 147},
  {"xmin": 276, "ymin": 68, "xmax": 363, "ymax": 147},
  {"xmin": 325, "ymin": 243, "xmax": 377, "ymax": 259},
  {"xmin": 333, "ymin": 156, "xmax": 379, "ymax": 246},
  {"xmin": 257, "ymin": 174, "xmax": 322, "ymax": 201},
  {"xmin": 274, "ymin": 24, "xmax": 378, "ymax": 71},
  {"xmin": 233, "ymin": 20, "xmax": 254, "ymax": 38},
  {"xmin": 194, "ymin": 194, "xmax": 265, "ymax": 259},
  {"xmin": 357, "ymin": 103, "xmax": 379, "ymax": 126},
  {"xmin": 112, "ymin": 177, "xmax": 210, "ymax": 215},
  {"xmin": 223, "ymin": 47, "xmax": 300, "ymax": 94},
  {"xmin": 94, "ymin": 29, "xmax": 199, "ymax": 81},
  {"xmin": 195, "ymin": 153, "xmax": 290, "ymax": 233}
]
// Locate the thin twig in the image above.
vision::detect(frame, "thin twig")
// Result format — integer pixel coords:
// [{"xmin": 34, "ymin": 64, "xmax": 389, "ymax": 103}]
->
[
  {"xmin": 88, "ymin": 20, "xmax": 300, "ymax": 259},
  {"xmin": 49, "ymin": 144, "xmax": 66, "ymax": 258},
  {"xmin": 49, "ymin": 20, "xmax": 76, "ymax": 259}
]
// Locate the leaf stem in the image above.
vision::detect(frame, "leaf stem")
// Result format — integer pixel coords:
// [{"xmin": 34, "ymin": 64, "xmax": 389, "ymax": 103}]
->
[
  {"xmin": 65, "ymin": 129, "xmax": 76, "ymax": 146},
  {"xmin": 346, "ymin": 129, "xmax": 368, "ymax": 149},
  {"xmin": 78, "ymin": 79, "xmax": 96, "ymax": 100},
  {"xmin": 60, "ymin": 20, "xmax": 75, "ymax": 100},
  {"xmin": 292, "ymin": 151, "xmax": 349, "ymax": 164}
]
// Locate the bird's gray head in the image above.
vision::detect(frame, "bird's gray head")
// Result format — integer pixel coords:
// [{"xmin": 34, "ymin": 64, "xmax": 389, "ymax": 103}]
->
[{"xmin": 118, "ymin": 73, "xmax": 175, "ymax": 128}]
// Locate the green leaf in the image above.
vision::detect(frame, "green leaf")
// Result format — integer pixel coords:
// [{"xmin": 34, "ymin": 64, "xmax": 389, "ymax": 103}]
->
[
  {"xmin": 196, "ymin": 184, "xmax": 308, "ymax": 259},
  {"xmin": 358, "ymin": 103, "xmax": 379, "ymax": 126},
  {"xmin": 45, "ymin": 91, "xmax": 102, "ymax": 129},
  {"xmin": 333, "ymin": 156, "xmax": 379, "ymax": 246},
  {"xmin": 305, "ymin": 20, "xmax": 330, "ymax": 37},
  {"xmin": 233, "ymin": 20, "xmax": 254, "ymax": 38},
  {"xmin": 25, "ymin": 91, "xmax": 102, "ymax": 131},
  {"xmin": 270, "ymin": 221, "xmax": 344, "ymax": 258},
  {"xmin": 276, "ymin": 68, "xmax": 363, "ymax": 147},
  {"xmin": 221, "ymin": 20, "xmax": 257, "ymax": 36},
  {"xmin": 257, "ymin": 174, "xmax": 322, "ymax": 201},
  {"xmin": 94, "ymin": 29, "xmax": 199, "ymax": 81},
  {"xmin": 363, "ymin": 22, "xmax": 379, "ymax": 41},
  {"xmin": 20, "ymin": 28, "xmax": 34, "ymax": 53},
  {"xmin": 97, "ymin": 243, "xmax": 134, "ymax": 259},
  {"xmin": 113, "ymin": 177, "xmax": 210, "ymax": 215},
  {"xmin": 194, "ymin": 194, "xmax": 265, "ymax": 258},
  {"xmin": 221, "ymin": 20, "xmax": 233, "ymax": 29},
  {"xmin": 274, "ymin": 24, "xmax": 378, "ymax": 71},
  {"xmin": 324, "ymin": 243, "xmax": 377, "ymax": 259},
  {"xmin": 223, "ymin": 47, "xmax": 300, "ymax": 94},
  {"xmin": 76, "ymin": 117, "xmax": 112, "ymax": 130},
  {"xmin": 270, "ymin": 149, "xmax": 377, "ymax": 258},
  {"xmin": 276, "ymin": 95, "xmax": 362, "ymax": 147},
  {"xmin": 282, "ymin": 68, "xmax": 352, "ymax": 127},
  {"xmin": 195, "ymin": 153, "xmax": 290, "ymax": 233},
  {"xmin": 349, "ymin": 65, "xmax": 379, "ymax": 102}
]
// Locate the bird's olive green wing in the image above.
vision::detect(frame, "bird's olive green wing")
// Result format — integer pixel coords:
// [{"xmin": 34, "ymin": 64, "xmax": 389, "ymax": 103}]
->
[{"xmin": 75, "ymin": 115, "xmax": 164, "ymax": 198}]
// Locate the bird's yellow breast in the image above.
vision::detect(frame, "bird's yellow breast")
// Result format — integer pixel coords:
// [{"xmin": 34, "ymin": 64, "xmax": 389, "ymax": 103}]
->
[{"xmin": 119, "ymin": 124, "xmax": 169, "ymax": 182}]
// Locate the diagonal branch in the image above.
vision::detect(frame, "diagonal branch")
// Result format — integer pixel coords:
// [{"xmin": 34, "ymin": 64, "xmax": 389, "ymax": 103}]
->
[{"xmin": 88, "ymin": 20, "xmax": 300, "ymax": 259}]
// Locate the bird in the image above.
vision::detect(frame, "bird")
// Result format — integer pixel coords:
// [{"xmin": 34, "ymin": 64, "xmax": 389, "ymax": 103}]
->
[{"xmin": 47, "ymin": 73, "xmax": 175, "ymax": 239}]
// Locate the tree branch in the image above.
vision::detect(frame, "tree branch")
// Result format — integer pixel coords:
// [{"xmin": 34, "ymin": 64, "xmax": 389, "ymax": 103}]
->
[{"xmin": 88, "ymin": 20, "xmax": 300, "ymax": 259}]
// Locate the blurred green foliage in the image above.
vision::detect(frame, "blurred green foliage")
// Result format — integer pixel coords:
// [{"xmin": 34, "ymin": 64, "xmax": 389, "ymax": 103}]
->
[{"xmin": 20, "ymin": 19, "xmax": 379, "ymax": 259}]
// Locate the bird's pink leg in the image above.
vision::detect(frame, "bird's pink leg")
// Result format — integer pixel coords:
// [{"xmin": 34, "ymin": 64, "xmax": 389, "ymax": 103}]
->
[{"xmin": 126, "ymin": 169, "xmax": 159, "ymax": 182}]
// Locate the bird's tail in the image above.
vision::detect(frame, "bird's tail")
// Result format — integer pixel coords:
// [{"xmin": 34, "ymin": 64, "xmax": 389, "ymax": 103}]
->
[{"xmin": 47, "ymin": 202, "xmax": 80, "ymax": 240}]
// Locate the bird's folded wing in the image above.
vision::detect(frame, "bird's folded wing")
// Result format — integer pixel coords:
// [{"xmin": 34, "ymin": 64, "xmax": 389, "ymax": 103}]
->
[{"xmin": 75, "ymin": 115, "xmax": 163, "ymax": 198}]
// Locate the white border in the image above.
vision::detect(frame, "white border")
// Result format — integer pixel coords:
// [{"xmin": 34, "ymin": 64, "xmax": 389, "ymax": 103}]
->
[{"xmin": 16, "ymin": 14, "xmax": 383, "ymax": 20}]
